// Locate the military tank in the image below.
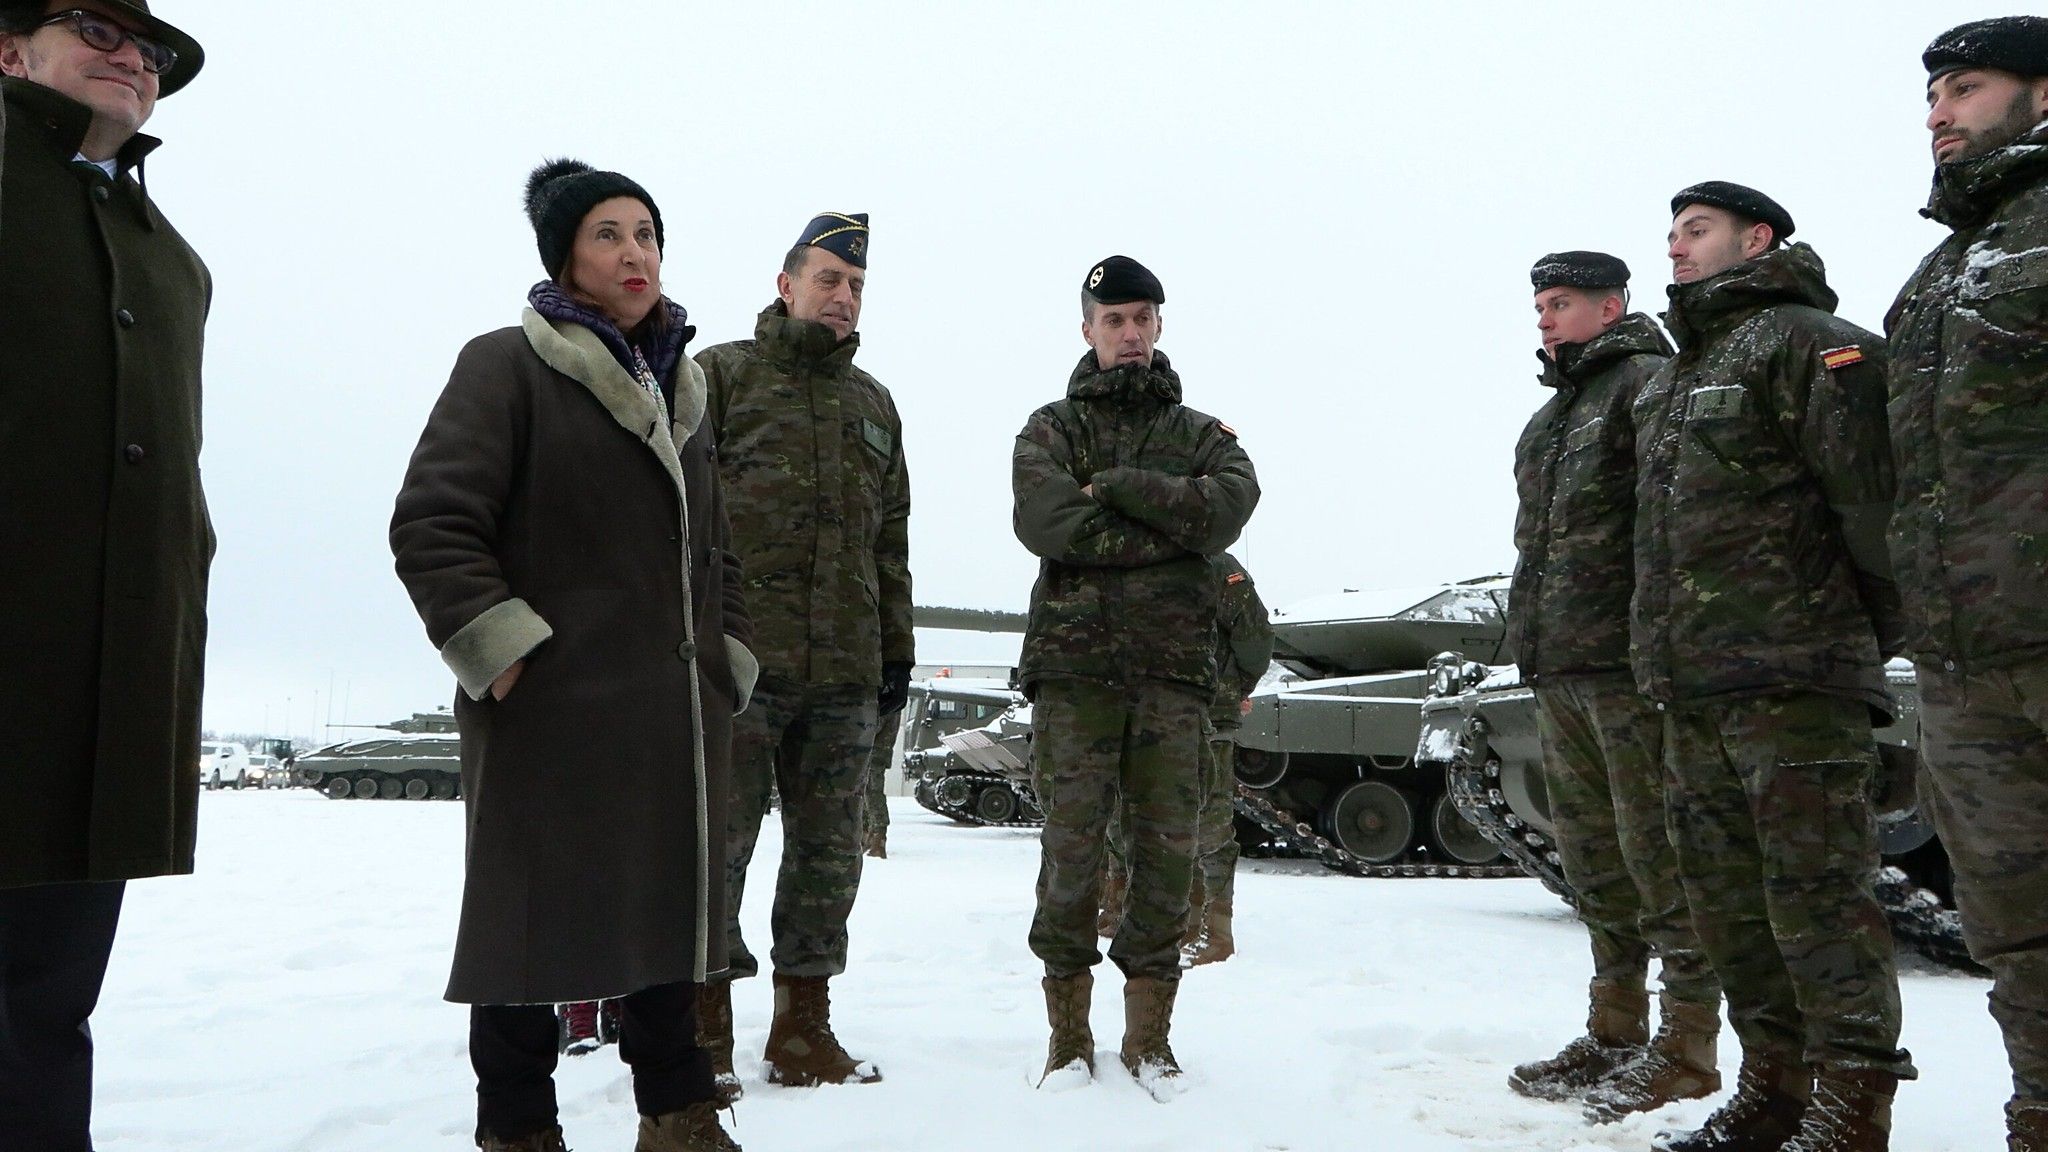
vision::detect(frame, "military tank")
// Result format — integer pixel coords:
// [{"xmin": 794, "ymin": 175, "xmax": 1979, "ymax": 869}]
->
[
  {"xmin": 1235, "ymin": 578, "xmax": 1515, "ymax": 869},
  {"xmin": 1415, "ymin": 656, "xmax": 1971, "ymax": 970},
  {"xmin": 292, "ymin": 711, "xmax": 463, "ymax": 801}
]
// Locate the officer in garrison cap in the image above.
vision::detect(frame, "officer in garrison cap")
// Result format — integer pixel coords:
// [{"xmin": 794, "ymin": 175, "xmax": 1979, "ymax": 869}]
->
[
  {"xmin": 1632, "ymin": 185, "xmax": 1912, "ymax": 1152},
  {"xmin": 694, "ymin": 211, "xmax": 911, "ymax": 1099},
  {"xmin": 1885, "ymin": 17, "xmax": 2048, "ymax": 1150},
  {"xmin": 1012, "ymin": 255, "xmax": 1258, "ymax": 1095},
  {"xmin": 1502, "ymin": 252, "xmax": 1725, "ymax": 1124}
]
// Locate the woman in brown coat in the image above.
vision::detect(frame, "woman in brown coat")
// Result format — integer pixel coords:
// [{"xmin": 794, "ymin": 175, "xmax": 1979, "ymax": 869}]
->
[{"xmin": 391, "ymin": 159, "xmax": 755, "ymax": 1152}]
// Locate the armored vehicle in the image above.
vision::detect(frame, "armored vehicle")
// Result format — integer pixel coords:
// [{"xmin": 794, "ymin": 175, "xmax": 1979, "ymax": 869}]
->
[
  {"xmin": 902, "ymin": 679, "xmax": 1041, "ymax": 826},
  {"xmin": 1235, "ymin": 578, "xmax": 1513, "ymax": 869},
  {"xmin": 292, "ymin": 711, "xmax": 463, "ymax": 801},
  {"xmin": 1416, "ymin": 657, "xmax": 1970, "ymax": 969}
]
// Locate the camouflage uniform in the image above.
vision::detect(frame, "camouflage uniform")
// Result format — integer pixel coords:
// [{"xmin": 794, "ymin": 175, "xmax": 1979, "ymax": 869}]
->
[
  {"xmin": 1631, "ymin": 243, "xmax": 1913, "ymax": 1080},
  {"xmin": 697, "ymin": 302, "xmax": 913, "ymax": 980},
  {"xmin": 862, "ymin": 706, "xmax": 901, "ymax": 846},
  {"xmin": 1886, "ymin": 119, "xmax": 2048, "ymax": 1110},
  {"xmin": 1195, "ymin": 554, "xmax": 1272, "ymax": 916},
  {"xmin": 1013, "ymin": 351, "xmax": 1259, "ymax": 983},
  {"xmin": 1513, "ymin": 313, "xmax": 1719, "ymax": 1014}
]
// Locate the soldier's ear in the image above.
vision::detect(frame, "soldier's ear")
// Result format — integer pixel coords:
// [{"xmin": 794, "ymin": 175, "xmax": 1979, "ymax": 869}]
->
[{"xmin": 2033, "ymin": 77, "xmax": 2048, "ymax": 122}]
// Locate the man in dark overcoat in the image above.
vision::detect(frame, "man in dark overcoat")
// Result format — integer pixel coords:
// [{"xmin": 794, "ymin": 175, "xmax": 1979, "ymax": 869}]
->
[{"xmin": 0, "ymin": 3, "xmax": 210, "ymax": 1147}]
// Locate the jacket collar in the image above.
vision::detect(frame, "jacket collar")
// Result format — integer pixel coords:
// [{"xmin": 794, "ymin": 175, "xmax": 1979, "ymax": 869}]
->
[
  {"xmin": 522, "ymin": 306, "xmax": 709, "ymax": 482},
  {"xmin": 1660, "ymin": 242, "xmax": 1838, "ymax": 352},
  {"xmin": 1066, "ymin": 350, "xmax": 1183, "ymax": 404},
  {"xmin": 1539, "ymin": 312, "xmax": 1672, "ymax": 388},
  {"xmin": 753, "ymin": 300, "xmax": 859, "ymax": 373},
  {"xmin": 3, "ymin": 77, "xmax": 162, "ymax": 173},
  {"xmin": 1923, "ymin": 118, "xmax": 2048, "ymax": 230}
]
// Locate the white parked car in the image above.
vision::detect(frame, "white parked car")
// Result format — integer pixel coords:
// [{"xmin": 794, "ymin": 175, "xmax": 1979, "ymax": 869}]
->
[
  {"xmin": 201, "ymin": 741, "xmax": 252, "ymax": 790},
  {"xmin": 246, "ymin": 753, "xmax": 283, "ymax": 789}
]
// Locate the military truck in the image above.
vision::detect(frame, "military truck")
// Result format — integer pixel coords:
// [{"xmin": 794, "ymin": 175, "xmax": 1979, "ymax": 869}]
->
[
  {"xmin": 1234, "ymin": 578, "xmax": 1513, "ymax": 868},
  {"xmin": 292, "ymin": 711, "xmax": 463, "ymax": 800}
]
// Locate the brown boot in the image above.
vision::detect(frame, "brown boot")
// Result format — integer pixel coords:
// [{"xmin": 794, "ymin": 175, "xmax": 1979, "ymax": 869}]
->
[
  {"xmin": 636, "ymin": 1102, "xmax": 741, "ymax": 1152},
  {"xmin": 1039, "ymin": 970, "xmax": 1095, "ymax": 1085},
  {"xmin": 761, "ymin": 973, "xmax": 881, "ymax": 1087},
  {"xmin": 1097, "ymin": 865, "xmax": 1126, "ymax": 939},
  {"xmin": 1583, "ymin": 995, "xmax": 1721, "ymax": 1122},
  {"xmin": 479, "ymin": 1126, "xmax": 567, "ymax": 1152},
  {"xmin": 1779, "ymin": 1068, "xmax": 1898, "ymax": 1152},
  {"xmin": 696, "ymin": 980, "xmax": 741, "ymax": 1105},
  {"xmin": 1120, "ymin": 977, "xmax": 1184, "ymax": 1097},
  {"xmin": 2011, "ymin": 1100, "xmax": 2048, "ymax": 1152},
  {"xmin": 862, "ymin": 826, "xmax": 887, "ymax": 859},
  {"xmin": 1508, "ymin": 979, "xmax": 1648, "ymax": 1101},
  {"xmin": 1653, "ymin": 1055, "xmax": 1811, "ymax": 1152},
  {"xmin": 1187, "ymin": 909, "xmax": 1235, "ymax": 967}
]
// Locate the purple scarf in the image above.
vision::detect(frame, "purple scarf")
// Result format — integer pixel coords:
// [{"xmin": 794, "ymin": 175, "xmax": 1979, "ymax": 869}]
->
[{"xmin": 528, "ymin": 281, "xmax": 695, "ymax": 395}]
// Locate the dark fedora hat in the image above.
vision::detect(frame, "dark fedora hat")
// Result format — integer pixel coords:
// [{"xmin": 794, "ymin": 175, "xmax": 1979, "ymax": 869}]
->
[{"xmin": 9, "ymin": 0, "xmax": 205, "ymax": 95}]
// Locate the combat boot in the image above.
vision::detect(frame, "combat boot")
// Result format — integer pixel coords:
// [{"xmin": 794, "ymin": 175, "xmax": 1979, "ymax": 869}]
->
[
  {"xmin": 479, "ymin": 1126, "xmax": 567, "ymax": 1152},
  {"xmin": 1653, "ymin": 1055, "xmax": 1810, "ymax": 1152},
  {"xmin": 1120, "ymin": 977, "xmax": 1184, "ymax": 1096},
  {"xmin": 2011, "ymin": 1100, "xmax": 2048, "ymax": 1152},
  {"xmin": 1582, "ymin": 995, "xmax": 1721, "ymax": 1122},
  {"xmin": 1778, "ymin": 1068, "xmax": 1897, "ymax": 1152},
  {"xmin": 862, "ymin": 826, "xmax": 887, "ymax": 859},
  {"xmin": 636, "ymin": 1102, "xmax": 741, "ymax": 1152},
  {"xmin": 1097, "ymin": 867, "xmax": 1126, "ymax": 939},
  {"xmin": 696, "ymin": 980, "xmax": 741, "ymax": 1105},
  {"xmin": 1187, "ymin": 898, "xmax": 1235, "ymax": 967},
  {"xmin": 761, "ymin": 974, "xmax": 882, "ymax": 1087},
  {"xmin": 1508, "ymin": 979, "xmax": 1648, "ymax": 1100},
  {"xmin": 1039, "ymin": 970, "xmax": 1095, "ymax": 1085}
]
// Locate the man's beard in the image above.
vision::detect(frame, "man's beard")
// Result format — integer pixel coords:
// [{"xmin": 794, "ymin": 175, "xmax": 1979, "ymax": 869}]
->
[{"xmin": 1942, "ymin": 90, "xmax": 2046, "ymax": 163}]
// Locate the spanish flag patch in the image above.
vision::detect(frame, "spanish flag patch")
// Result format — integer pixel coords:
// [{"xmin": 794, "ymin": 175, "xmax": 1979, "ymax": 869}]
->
[
  {"xmin": 1227, "ymin": 572, "xmax": 1246, "ymax": 585},
  {"xmin": 1218, "ymin": 421, "xmax": 1238, "ymax": 438},
  {"xmin": 1822, "ymin": 346, "xmax": 1866, "ymax": 371}
]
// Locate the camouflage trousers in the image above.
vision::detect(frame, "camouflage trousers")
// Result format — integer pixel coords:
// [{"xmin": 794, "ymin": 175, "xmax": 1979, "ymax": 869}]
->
[
  {"xmin": 1916, "ymin": 658, "xmax": 2048, "ymax": 1105},
  {"xmin": 862, "ymin": 707, "xmax": 902, "ymax": 840},
  {"xmin": 1662, "ymin": 691, "xmax": 1913, "ymax": 1077},
  {"xmin": 1106, "ymin": 735, "xmax": 1239, "ymax": 914},
  {"xmin": 1030, "ymin": 679, "xmax": 1205, "ymax": 983},
  {"xmin": 722, "ymin": 675, "xmax": 878, "ymax": 980}
]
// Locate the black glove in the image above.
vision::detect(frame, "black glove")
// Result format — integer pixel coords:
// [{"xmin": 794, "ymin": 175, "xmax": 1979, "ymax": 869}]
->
[{"xmin": 877, "ymin": 661, "xmax": 914, "ymax": 716}]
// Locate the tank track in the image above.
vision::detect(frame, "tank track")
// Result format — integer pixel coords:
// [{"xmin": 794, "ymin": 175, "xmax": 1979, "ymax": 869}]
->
[
  {"xmin": 303, "ymin": 768, "xmax": 460, "ymax": 801},
  {"xmin": 1231, "ymin": 785, "xmax": 1523, "ymax": 880},
  {"xmin": 912, "ymin": 771, "xmax": 1045, "ymax": 828}
]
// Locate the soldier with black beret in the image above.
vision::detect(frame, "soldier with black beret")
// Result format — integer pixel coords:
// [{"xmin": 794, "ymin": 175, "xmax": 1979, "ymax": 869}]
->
[
  {"xmin": 1505, "ymin": 252, "xmax": 1726, "ymax": 1123},
  {"xmin": 1886, "ymin": 17, "xmax": 2048, "ymax": 1149},
  {"xmin": 1014, "ymin": 255, "xmax": 1258, "ymax": 1096}
]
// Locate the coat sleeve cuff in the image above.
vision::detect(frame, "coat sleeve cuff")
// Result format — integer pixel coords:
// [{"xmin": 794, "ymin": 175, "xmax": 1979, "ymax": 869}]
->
[
  {"xmin": 724, "ymin": 634, "xmax": 760, "ymax": 714},
  {"xmin": 442, "ymin": 598, "xmax": 553, "ymax": 701}
]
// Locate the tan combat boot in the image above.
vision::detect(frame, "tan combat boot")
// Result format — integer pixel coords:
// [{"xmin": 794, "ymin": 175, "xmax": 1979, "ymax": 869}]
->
[
  {"xmin": 1039, "ymin": 970, "xmax": 1095, "ymax": 1085},
  {"xmin": 2011, "ymin": 1100, "xmax": 2048, "ymax": 1152},
  {"xmin": 1508, "ymin": 979, "xmax": 1648, "ymax": 1101},
  {"xmin": 1187, "ymin": 896, "xmax": 1235, "ymax": 967},
  {"xmin": 761, "ymin": 974, "xmax": 882, "ymax": 1087},
  {"xmin": 1778, "ymin": 1068, "xmax": 1898, "ymax": 1152},
  {"xmin": 1653, "ymin": 1055, "xmax": 1810, "ymax": 1152},
  {"xmin": 1120, "ymin": 977, "xmax": 1184, "ymax": 1097},
  {"xmin": 862, "ymin": 826, "xmax": 887, "ymax": 859},
  {"xmin": 1097, "ymin": 865, "xmax": 1127, "ymax": 939},
  {"xmin": 636, "ymin": 1102, "xmax": 741, "ymax": 1152},
  {"xmin": 696, "ymin": 980, "xmax": 741, "ymax": 1105},
  {"xmin": 479, "ymin": 1126, "xmax": 567, "ymax": 1152},
  {"xmin": 1583, "ymin": 994, "xmax": 1721, "ymax": 1122}
]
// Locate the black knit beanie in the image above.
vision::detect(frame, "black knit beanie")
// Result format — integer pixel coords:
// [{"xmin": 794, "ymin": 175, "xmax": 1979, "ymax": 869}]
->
[{"xmin": 523, "ymin": 158, "xmax": 665, "ymax": 278}]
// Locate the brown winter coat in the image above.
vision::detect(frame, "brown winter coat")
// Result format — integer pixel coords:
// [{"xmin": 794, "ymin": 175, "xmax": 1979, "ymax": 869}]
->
[
  {"xmin": 391, "ymin": 308, "xmax": 756, "ymax": 1004},
  {"xmin": 0, "ymin": 78, "xmax": 213, "ymax": 889}
]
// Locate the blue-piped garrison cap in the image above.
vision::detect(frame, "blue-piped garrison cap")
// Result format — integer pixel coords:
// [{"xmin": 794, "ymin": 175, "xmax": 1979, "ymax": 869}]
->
[{"xmin": 796, "ymin": 212, "xmax": 870, "ymax": 268}]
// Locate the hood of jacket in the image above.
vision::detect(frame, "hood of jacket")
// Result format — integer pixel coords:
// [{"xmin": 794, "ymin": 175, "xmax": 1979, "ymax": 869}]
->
[
  {"xmin": 1065, "ymin": 350, "xmax": 1183, "ymax": 404},
  {"xmin": 753, "ymin": 300, "xmax": 860, "ymax": 374},
  {"xmin": 1924, "ymin": 118, "xmax": 2048, "ymax": 230},
  {"xmin": 1662, "ymin": 242, "xmax": 1839, "ymax": 352},
  {"xmin": 1539, "ymin": 311, "xmax": 1673, "ymax": 389}
]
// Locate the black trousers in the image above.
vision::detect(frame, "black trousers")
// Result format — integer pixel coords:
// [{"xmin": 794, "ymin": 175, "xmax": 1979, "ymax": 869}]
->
[
  {"xmin": 0, "ymin": 881, "xmax": 126, "ymax": 1152},
  {"xmin": 471, "ymin": 980, "xmax": 712, "ymax": 1141}
]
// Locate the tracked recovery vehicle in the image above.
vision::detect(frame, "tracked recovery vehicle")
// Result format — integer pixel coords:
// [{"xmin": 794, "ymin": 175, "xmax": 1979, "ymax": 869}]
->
[
  {"xmin": 1416, "ymin": 657, "xmax": 1972, "ymax": 970},
  {"xmin": 903, "ymin": 680, "xmax": 1043, "ymax": 827},
  {"xmin": 292, "ymin": 711, "xmax": 463, "ymax": 801}
]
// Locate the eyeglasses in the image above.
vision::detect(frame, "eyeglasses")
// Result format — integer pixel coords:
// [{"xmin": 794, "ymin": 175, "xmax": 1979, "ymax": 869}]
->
[{"xmin": 37, "ymin": 9, "xmax": 176, "ymax": 76}]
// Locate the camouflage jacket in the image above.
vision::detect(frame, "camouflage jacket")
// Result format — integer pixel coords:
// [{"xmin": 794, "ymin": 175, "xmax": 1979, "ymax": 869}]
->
[
  {"xmin": 1210, "ymin": 553, "xmax": 1274, "ymax": 730},
  {"xmin": 1631, "ymin": 244, "xmax": 1902, "ymax": 715},
  {"xmin": 1013, "ymin": 352, "xmax": 1260, "ymax": 698},
  {"xmin": 1884, "ymin": 120, "xmax": 2048, "ymax": 674},
  {"xmin": 696, "ymin": 303, "xmax": 912, "ymax": 686},
  {"xmin": 1508, "ymin": 313, "xmax": 1671, "ymax": 681}
]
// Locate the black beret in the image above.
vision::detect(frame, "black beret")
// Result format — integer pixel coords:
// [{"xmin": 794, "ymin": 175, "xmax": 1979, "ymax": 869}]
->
[
  {"xmin": 796, "ymin": 212, "xmax": 870, "ymax": 269},
  {"xmin": 1670, "ymin": 181, "xmax": 1795, "ymax": 242},
  {"xmin": 1925, "ymin": 16, "xmax": 2048, "ymax": 82},
  {"xmin": 1083, "ymin": 255, "xmax": 1165, "ymax": 306},
  {"xmin": 523, "ymin": 158, "xmax": 664, "ymax": 279},
  {"xmin": 1531, "ymin": 251, "xmax": 1630, "ymax": 293}
]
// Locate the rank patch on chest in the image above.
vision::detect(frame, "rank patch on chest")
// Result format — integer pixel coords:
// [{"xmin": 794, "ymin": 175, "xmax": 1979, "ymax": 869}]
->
[
  {"xmin": 1821, "ymin": 346, "xmax": 1865, "ymax": 371},
  {"xmin": 1687, "ymin": 385, "xmax": 1745, "ymax": 421},
  {"xmin": 860, "ymin": 417, "xmax": 893, "ymax": 457}
]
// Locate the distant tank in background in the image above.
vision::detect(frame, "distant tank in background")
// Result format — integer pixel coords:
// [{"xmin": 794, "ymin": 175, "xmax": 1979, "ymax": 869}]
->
[{"xmin": 292, "ymin": 711, "xmax": 462, "ymax": 801}]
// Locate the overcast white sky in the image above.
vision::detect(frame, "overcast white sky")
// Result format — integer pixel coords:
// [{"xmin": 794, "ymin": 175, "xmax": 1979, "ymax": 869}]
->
[{"xmin": 145, "ymin": 1, "xmax": 1990, "ymax": 739}]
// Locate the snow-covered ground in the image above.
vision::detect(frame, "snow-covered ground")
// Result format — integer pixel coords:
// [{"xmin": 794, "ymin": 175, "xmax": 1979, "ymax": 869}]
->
[{"xmin": 95, "ymin": 792, "xmax": 2005, "ymax": 1151}]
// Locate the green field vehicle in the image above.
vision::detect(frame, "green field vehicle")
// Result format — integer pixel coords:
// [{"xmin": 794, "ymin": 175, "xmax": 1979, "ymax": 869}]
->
[{"xmin": 291, "ymin": 711, "xmax": 463, "ymax": 801}]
